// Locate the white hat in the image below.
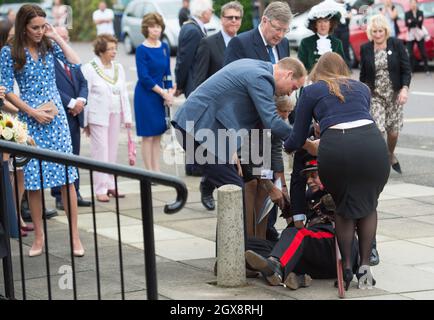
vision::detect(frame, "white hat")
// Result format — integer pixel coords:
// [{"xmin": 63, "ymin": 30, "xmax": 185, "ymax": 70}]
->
[{"xmin": 306, "ymin": 0, "xmax": 347, "ymax": 29}]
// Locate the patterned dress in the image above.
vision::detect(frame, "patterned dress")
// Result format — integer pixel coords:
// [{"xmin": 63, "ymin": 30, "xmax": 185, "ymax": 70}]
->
[
  {"xmin": 0, "ymin": 43, "xmax": 77, "ymax": 190},
  {"xmin": 370, "ymin": 49, "xmax": 403, "ymax": 133}
]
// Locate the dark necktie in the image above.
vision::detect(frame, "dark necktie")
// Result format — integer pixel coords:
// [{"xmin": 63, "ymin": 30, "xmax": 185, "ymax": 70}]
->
[
  {"xmin": 64, "ymin": 63, "xmax": 72, "ymax": 80},
  {"xmin": 267, "ymin": 45, "xmax": 276, "ymax": 64}
]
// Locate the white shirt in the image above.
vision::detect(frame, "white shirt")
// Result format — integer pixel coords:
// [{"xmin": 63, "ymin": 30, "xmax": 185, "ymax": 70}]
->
[
  {"xmin": 258, "ymin": 24, "xmax": 278, "ymax": 63},
  {"xmin": 221, "ymin": 30, "xmax": 234, "ymax": 47},
  {"xmin": 316, "ymin": 34, "xmax": 332, "ymax": 55},
  {"xmin": 93, "ymin": 8, "xmax": 115, "ymax": 35}
]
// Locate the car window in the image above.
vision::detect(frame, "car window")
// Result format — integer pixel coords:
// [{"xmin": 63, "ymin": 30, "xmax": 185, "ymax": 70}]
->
[
  {"xmin": 420, "ymin": 2, "xmax": 434, "ymax": 19},
  {"xmin": 371, "ymin": 4, "xmax": 405, "ymax": 20},
  {"xmin": 158, "ymin": 1, "xmax": 181, "ymax": 19},
  {"xmin": 143, "ymin": 3, "xmax": 157, "ymax": 15}
]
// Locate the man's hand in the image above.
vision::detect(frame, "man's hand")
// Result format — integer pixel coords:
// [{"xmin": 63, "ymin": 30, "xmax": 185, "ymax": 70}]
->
[
  {"xmin": 304, "ymin": 139, "xmax": 320, "ymax": 156},
  {"xmin": 82, "ymin": 126, "xmax": 90, "ymax": 137},
  {"xmin": 69, "ymin": 100, "xmax": 85, "ymax": 117}
]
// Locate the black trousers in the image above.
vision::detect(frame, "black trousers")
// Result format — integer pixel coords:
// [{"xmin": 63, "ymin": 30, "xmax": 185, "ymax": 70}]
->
[
  {"xmin": 271, "ymin": 224, "xmax": 337, "ymax": 279},
  {"xmin": 407, "ymin": 39, "xmax": 429, "ymax": 72}
]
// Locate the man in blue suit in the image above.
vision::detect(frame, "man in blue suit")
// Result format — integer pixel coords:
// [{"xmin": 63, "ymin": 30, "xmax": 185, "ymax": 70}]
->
[
  {"xmin": 173, "ymin": 58, "xmax": 308, "ymax": 203},
  {"xmin": 224, "ymin": 1, "xmax": 292, "ymax": 241},
  {"xmin": 51, "ymin": 27, "xmax": 90, "ymax": 210}
]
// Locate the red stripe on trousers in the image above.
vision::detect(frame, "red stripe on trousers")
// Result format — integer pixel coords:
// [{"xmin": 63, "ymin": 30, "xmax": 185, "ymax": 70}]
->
[{"xmin": 280, "ymin": 228, "xmax": 334, "ymax": 267}]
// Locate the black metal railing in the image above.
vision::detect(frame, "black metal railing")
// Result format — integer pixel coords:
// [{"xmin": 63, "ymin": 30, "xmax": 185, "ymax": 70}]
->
[{"xmin": 0, "ymin": 139, "xmax": 188, "ymax": 300}]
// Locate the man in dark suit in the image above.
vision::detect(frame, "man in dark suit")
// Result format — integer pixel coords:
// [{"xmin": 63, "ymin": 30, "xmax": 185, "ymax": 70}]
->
[
  {"xmin": 175, "ymin": 0, "xmax": 214, "ymax": 177},
  {"xmin": 178, "ymin": 0, "xmax": 190, "ymax": 27},
  {"xmin": 51, "ymin": 26, "xmax": 91, "ymax": 210},
  {"xmin": 224, "ymin": 1, "xmax": 292, "ymax": 241},
  {"xmin": 192, "ymin": 1, "xmax": 244, "ymax": 210}
]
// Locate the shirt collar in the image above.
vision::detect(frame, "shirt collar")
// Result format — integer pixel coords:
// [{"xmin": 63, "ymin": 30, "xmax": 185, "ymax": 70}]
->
[
  {"xmin": 94, "ymin": 56, "xmax": 114, "ymax": 69},
  {"xmin": 258, "ymin": 23, "xmax": 272, "ymax": 48},
  {"xmin": 317, "ymin": 33, "xmax": 329, "ymax": 40},
  {"xmin": 192, "ymin": 16, "xmax": 207, "ymax": 34},
  {"xmin": 221, "ymin": 29, "xmax": 235, "ymax": 47}
]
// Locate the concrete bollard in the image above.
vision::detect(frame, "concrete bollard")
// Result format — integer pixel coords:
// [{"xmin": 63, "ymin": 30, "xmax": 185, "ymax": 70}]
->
[{"xmin": 216, "ymin": 184, "xmax": 246, "ymax": 287}]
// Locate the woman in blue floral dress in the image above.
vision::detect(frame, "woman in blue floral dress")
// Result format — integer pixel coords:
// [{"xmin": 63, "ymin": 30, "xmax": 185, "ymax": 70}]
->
[{"xmin": 0, "ymin": 4, "xmax": 84, "ymax": 257}]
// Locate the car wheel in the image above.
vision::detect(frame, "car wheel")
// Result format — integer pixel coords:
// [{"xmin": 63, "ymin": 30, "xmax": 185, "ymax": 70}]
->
[
  {"xmin": 349, "ymin": 45, "xmax": 358, "ymax": 69},
  {"xmin": 124, "ymin": 34, "xmax": 135, "ymax": 54}
]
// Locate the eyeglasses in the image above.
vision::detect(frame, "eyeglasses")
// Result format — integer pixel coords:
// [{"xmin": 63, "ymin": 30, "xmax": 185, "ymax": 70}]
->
[
  {"xmin": 267, "ymin": 19, "xmax": 290, "ymax": 35},
  {"xmin": 223, "ymin": 15, "xmax": 242, "ymax": 21}
]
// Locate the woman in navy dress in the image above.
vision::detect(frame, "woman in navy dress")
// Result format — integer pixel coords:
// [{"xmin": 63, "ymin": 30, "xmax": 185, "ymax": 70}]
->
[
  {"xmin": 0, "ymin": 4, "xmax": 84, "ymax": 257},
  {"xmin": 134, "ymin": 12, "xmax": 175, "ymax": 172}
]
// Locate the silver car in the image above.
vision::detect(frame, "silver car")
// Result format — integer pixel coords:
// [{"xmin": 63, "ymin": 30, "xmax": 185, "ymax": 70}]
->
[{"xmin": 121, "ymin": 0, "xmax": 221, "ymax": 55}]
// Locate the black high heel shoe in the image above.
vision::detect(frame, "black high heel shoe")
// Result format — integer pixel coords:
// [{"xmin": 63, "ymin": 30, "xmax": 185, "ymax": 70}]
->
[
  {"xmin": 343, "ymin": 269, "xmax": 353, "ymax": 291},
  {"xmin": 356, "ymin": 265, "xmax": 376, "ymax": 289}
]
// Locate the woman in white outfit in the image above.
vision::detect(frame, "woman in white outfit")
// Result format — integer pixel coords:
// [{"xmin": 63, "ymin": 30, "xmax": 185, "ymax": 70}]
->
[{"xmin": 82, "ymin": 34, "xmax": 132, "ymax": 202}]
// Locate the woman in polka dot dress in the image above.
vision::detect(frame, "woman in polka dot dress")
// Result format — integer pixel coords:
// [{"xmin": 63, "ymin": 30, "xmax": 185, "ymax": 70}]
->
[{"xmin": 0, "ymin": 4, "xmax": 84, "ymax": 257}]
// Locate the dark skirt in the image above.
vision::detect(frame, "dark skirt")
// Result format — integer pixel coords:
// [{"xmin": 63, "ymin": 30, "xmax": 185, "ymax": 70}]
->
[{"xmin": 318, "ymin": 123, "xmax": 390, "ymax": 220}]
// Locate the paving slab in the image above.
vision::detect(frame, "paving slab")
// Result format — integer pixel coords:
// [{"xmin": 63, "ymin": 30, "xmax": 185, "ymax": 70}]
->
[{"xmin": 377, "ymin": 217, "xmax": 434, "ymax": 239}]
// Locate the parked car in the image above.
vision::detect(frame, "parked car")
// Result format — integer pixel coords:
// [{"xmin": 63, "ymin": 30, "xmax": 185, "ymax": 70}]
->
[
  {"xmin": 0, "ymin": 2, "xmax": 53, "ymax": 23},
  {"xmin": 286, "ymin": 12, "xmax": 313, "ymax": 51},
  {"xmin": 121, "ymin": 0, "xmax": 221, "ymax": 55},
  {"xmin": 349, "ymin": 0, "xmax": 434, "ymax": 67}
]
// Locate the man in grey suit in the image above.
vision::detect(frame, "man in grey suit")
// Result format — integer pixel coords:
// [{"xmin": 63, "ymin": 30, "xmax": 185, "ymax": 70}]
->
[
  {"xmin": 192, "ymin": 1, "xmax": 243, "ymax": 210},
  {"xmin": 224, "ymin": 1, "xmax": 292, "ymax": 240},
  {"xmin": 173, "ymin": 58, "xmax": 307, "ymax": 206}
]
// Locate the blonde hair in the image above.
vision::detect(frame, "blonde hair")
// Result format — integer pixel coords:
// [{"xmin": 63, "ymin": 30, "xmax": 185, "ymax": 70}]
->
[
  {"xmin": 309, "ymin": 52, "xmax": 351, "ymax": 102},
  {"xmin": 275, "ymin": 95, "xmax": 292, "ymax": 111},
  {"xmin": 366, "ymin": 14, "xmax": 391, "ymax": 41}
]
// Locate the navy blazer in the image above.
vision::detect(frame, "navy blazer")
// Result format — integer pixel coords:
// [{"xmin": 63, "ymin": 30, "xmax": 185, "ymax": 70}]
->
[
  {"xmin": 54, "ymin": 59, "xmax": 88, "ymax": 128},
  {"xmin": 175, "ymin": 19, "xmax": 206, "ymax": 97},
  {"xmin": 359, "ymin": 37, "xmax": 411, "ymax": 93},
  {"xmin": 223, "ymin": 27, "xmax": 290, "ymax": 66}
]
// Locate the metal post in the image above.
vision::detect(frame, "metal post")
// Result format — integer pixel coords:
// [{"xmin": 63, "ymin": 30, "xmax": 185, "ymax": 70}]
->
[
  {"xmin": 140, "ymin": 179, "xmax": 158, "ymax": 300},
  {"xmin": 0, "ymin": 159, "xmax": 15, "ymax": 299}
]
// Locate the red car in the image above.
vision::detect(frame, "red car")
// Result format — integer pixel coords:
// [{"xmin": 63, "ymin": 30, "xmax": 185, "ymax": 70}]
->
[{"xmin": 349, "ymin": 0, "xmax": 434, "ymax": 66}]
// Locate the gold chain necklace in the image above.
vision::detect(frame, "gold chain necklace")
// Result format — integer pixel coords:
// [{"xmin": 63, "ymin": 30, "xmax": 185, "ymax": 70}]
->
[{"xmin": 91, "ymin": 61, "xmax": 119, "ymax": 85}]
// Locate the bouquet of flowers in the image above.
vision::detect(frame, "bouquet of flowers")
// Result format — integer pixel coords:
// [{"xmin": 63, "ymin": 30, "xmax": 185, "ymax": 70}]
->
[{"xmin": 0, "ymin": 113, "xmax": 35, "ymax": 166}]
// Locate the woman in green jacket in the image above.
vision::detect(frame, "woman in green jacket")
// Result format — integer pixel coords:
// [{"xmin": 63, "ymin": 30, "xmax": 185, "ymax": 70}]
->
[{"xmin": 298, "ymin": 1, "xmax": 345, "ymax": 72}]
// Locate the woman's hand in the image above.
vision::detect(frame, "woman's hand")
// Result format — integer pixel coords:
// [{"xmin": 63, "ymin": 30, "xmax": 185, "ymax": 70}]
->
[
  {"xmin": 44, "ymin": 23, "xmax": 60, "ymax": 41},
  {"xmin": 82, "ymin": 126, "xmax": 90, "ymax": 137},
  {"xmin": 125, "ymin": 122, "xmax": 132, "ymax": 129},
  {"xmin": 0, "ymin": 86, "xmax": 5, "ymax": 100},
  {"xmin": 397, "ymin": 87, "xmax": 409, "ymax": 105},
  {"xmin": 30, "ymin": 108, "xmax": 54, "ymax": 125},
  {"xmin": 303, "ymin": 139, "xmax": 320, "ymax": 156}
]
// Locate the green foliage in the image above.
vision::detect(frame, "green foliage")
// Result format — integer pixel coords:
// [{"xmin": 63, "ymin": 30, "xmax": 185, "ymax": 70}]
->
[
  {"xmin": 213, "ymin": 0, "xmax": 253, "ymax": 33},
  {"xmin": 68, "ymin": 0, "xmax": 113, "ymax": 41}
]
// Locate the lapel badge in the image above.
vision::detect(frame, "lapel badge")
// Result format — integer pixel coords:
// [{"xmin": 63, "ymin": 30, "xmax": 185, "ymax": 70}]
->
[{"xmin": 387, "ymin": 50, "xmax": 392, "ymax": 55}]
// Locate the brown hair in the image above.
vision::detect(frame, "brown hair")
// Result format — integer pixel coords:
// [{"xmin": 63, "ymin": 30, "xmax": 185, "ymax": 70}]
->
[
  {"xmin": 12, "ymin": 4, "xmax": 52, "ymax": 71},
  {"xmin": 277, "ymin": 57, "xmax": 307, "ymax": 79},
  {"xmin": 141, "ymin": 12, "xmax": 165, "ymax": 38},
  {"xmin": 93, "ymin": 34, "xmax": 118, "ymax": 56},
  {"xmin": 309, "ymin": 52, "xmax": 351, "ymax": 102},
  {"xmin": 0, "ymin": 20, "xmax": 13, "ymax": 49},
  {"xmin": 308, "ymin": 17, "xmax": 339, "ymax": 34}
]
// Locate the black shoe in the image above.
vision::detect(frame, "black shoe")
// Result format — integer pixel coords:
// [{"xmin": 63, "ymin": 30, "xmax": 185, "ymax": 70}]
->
[
  {"xmin": 343, "ymin": 268, "xmax": 354, "ymax": 291},
  {"xmin": 391, "ymin": 161, "xmax": 402, "ymax": 174},
  {"xmin": 77, "ymin": 196, "xmax": 91, "ymax": 207},
  {"xmin": 200, "ymin": 184, "xmax": 215, "ymax": 211},
  {"xmin": 369, "ymin": 247, "xmax": 380, "ymax": 266},
  {"xmin": 44, "ymin": 208, "xmax": 58, "ymax": 219},
  {"xmin": 284, "ymin": 272, "xmax": 312, "ymax": 290},
  {"xmin": 21, "ymin": 208, "xmax": 32, "ymax": 222},
  {"xmin": 266, "ymin": 227, "xmax": 279, "ymax": 242},
  {"xmin": 245, "ymin": 250, "xmax": 282, "ymax": 286}
]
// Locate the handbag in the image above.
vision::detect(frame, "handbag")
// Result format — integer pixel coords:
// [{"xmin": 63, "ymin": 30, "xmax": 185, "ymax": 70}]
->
[
  {"xmin": 127, "ymin": 128, "xmax": 136, "ymax": 166},
  {"xmin": 36, "ymin": 100, "xmax": 58, "ymax": 117}
]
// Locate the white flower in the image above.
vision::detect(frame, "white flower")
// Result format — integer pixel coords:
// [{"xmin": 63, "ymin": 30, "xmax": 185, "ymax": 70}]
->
[{"xmin": 2, "ymin": 127, "xmax": 14, "ymax": 141}]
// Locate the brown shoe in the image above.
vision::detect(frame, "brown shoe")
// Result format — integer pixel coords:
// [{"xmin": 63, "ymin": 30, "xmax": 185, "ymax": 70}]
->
[
  {"xmin": 107, "ymin": 189, "xmax": 125, "ymax": 198},
  {"xmin": 284, "ymin": 272, "xmax": 312, "ymax": 290}
]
